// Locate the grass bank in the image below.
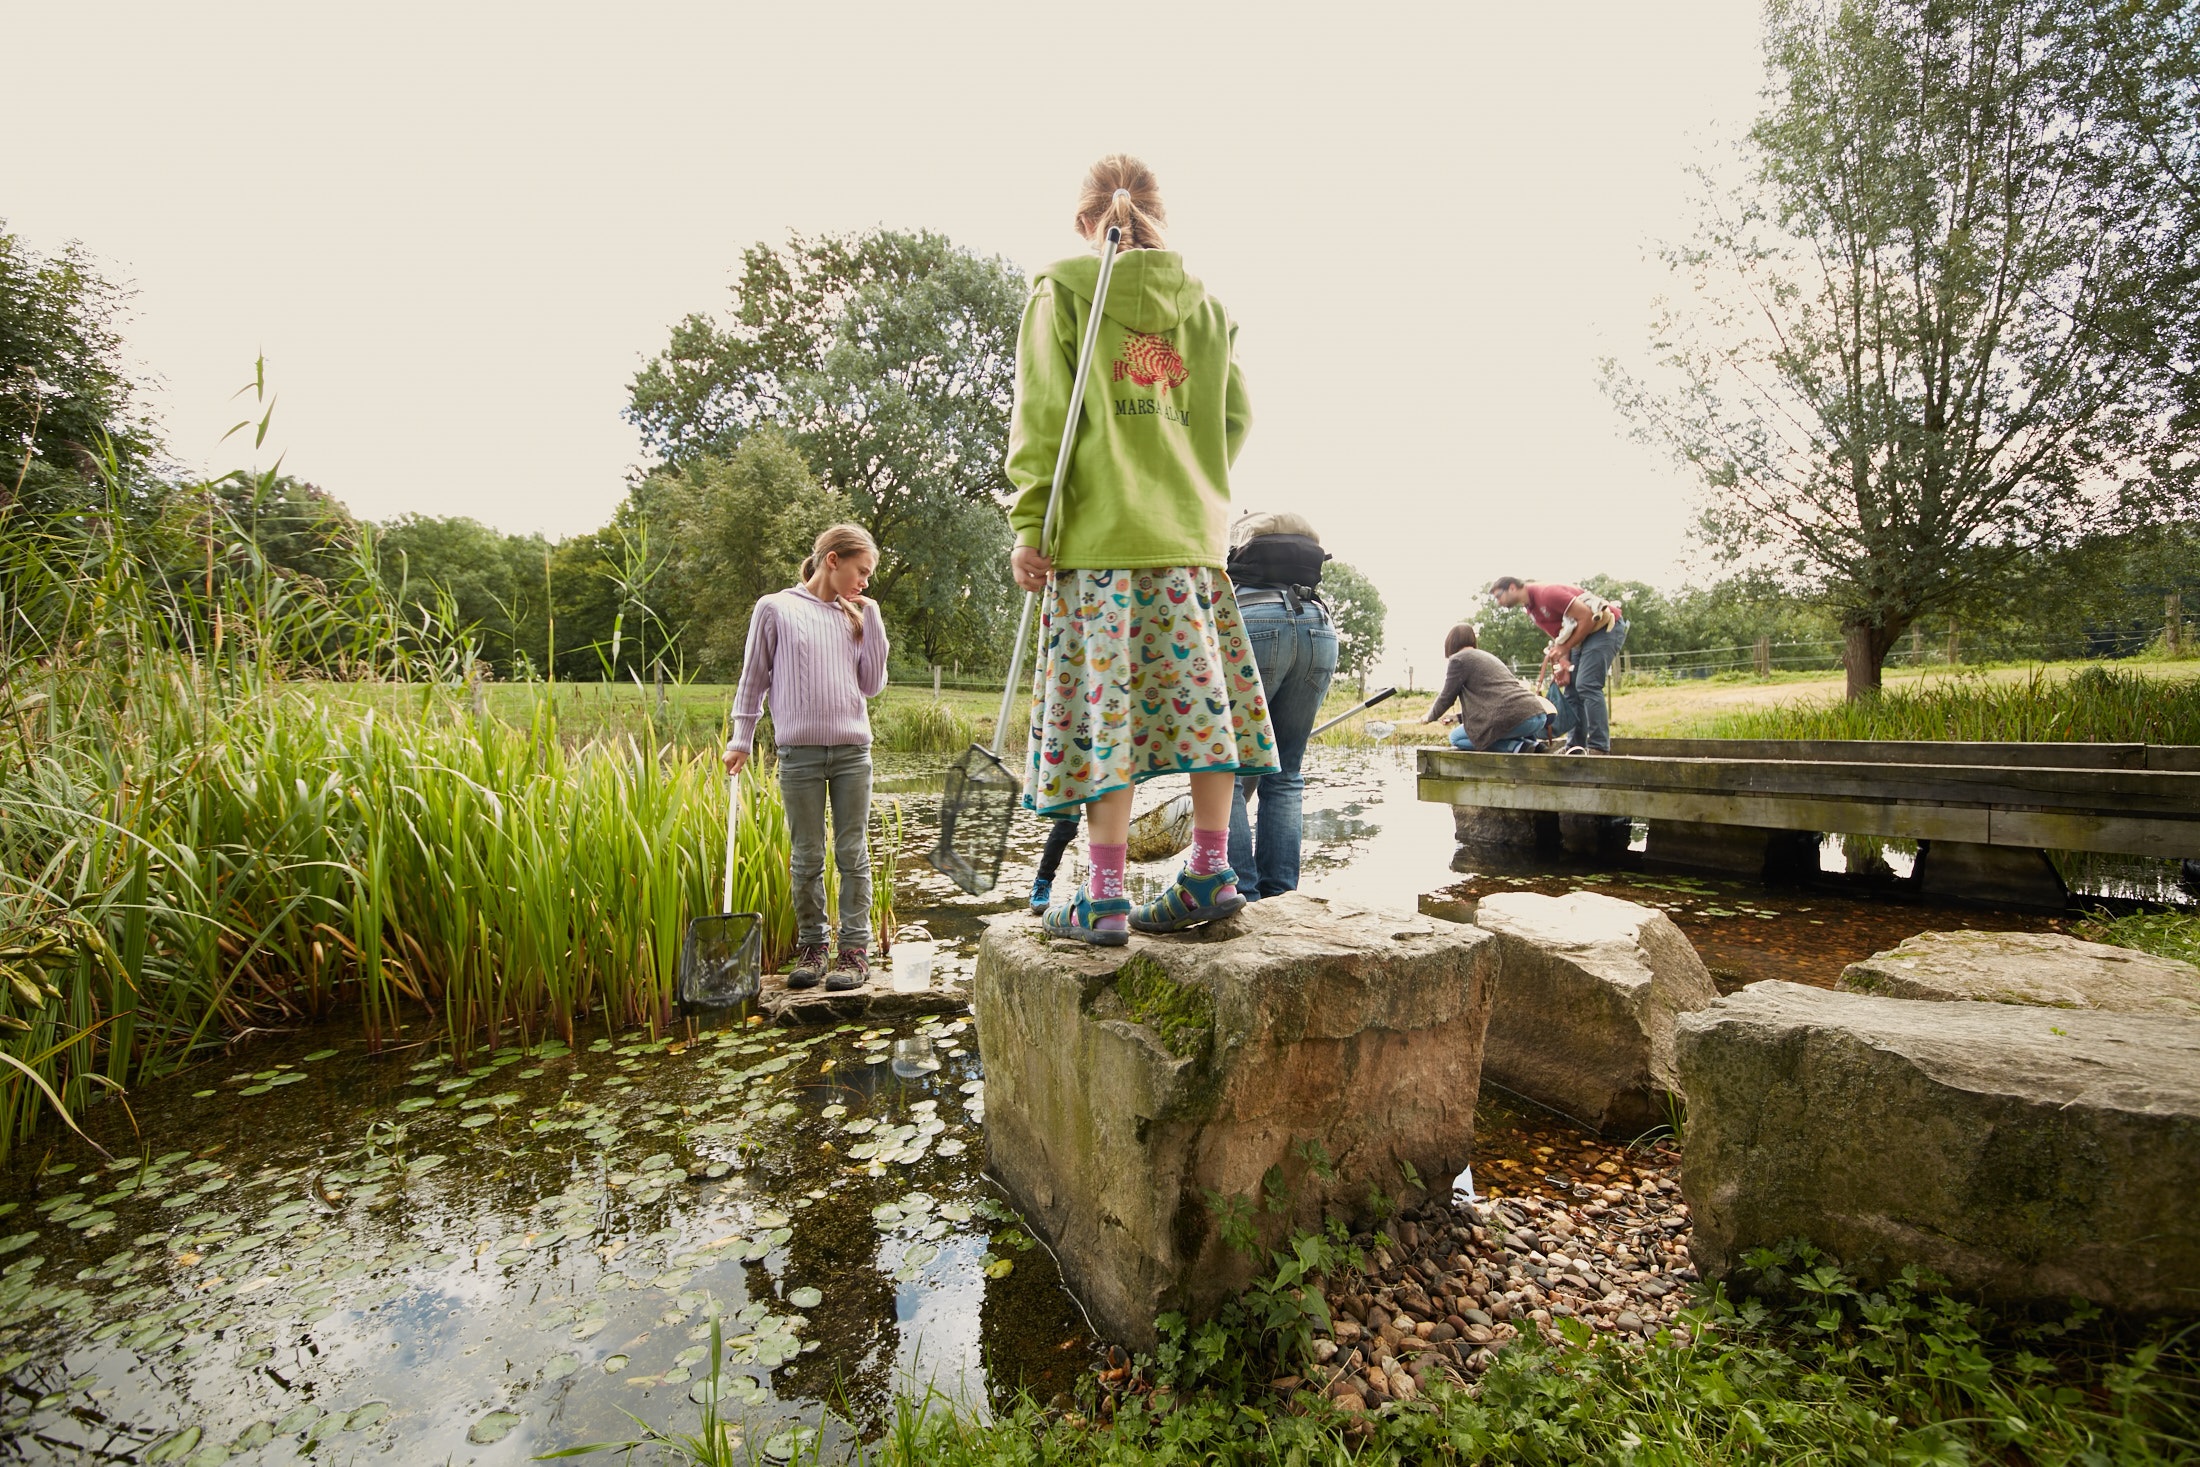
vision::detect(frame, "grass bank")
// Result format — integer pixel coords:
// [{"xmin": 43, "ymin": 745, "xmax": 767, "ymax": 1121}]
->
[
  {"xmin": 592, "ymin": 1241, "xmax": 2197, "ymax": 1465},
  {"xmin": 1696, "ymin": 665, "xmax": 2200, "ymax": 744}
]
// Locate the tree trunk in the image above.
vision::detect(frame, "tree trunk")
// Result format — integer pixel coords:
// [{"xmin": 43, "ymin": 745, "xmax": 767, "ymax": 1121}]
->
[{"xmin": 1842, "ymin": 622, "xmax": 1902, "ymax": 701}]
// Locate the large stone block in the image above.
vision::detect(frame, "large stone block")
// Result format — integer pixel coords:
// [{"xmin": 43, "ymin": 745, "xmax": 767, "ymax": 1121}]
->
[
  {"xmin": 1676, "ymin": 981, "xmax": 2200, "ymax": 1314},
  {"xmin": 1838, "ymin": 929, "xmax": 2200, "ymax": 1018},
  {"xmin": 1473, "ymin": 890, "xmax": 1718, "ymax": 1135},
  {"xmin": 973, "ymin": 893, "xmax": 1495, "ymax": 1348}
]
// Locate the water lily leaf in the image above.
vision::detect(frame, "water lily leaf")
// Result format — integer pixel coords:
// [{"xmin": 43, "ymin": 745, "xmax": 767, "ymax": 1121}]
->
[
  {"xmin": 459, "ymin": 1114, "xmax": 495, "ymax": 1129},
  {"xmin": 468, "ymin": 1409, "xmax": 521, "ymax": 1444},
  {"xmin": 302, "ymin": 1050, "xmax": 338, "ymax": 1062},
  {"xmin": 986, "ymin": 1258, "xmax": 1014, "ymax": 1279},
  {"xmin": 903, "ymin": 1243, "xmax": 938, "ymax": 1268},
  {"xmin": 395, "ymin": 1097, "xmax": 432, "ymax": 1113},
  {"xmin": 544, "ymin": 1353, "xmax": 581, "ymax": 1380},
  {"xmin": 601, "ymin": 1354, "xmax": 629, "ymax": 1373},
  {"xmin": 788, "ymin": 1286, "xmax": 822, "ymax": 1309},
  {"xmin": 143, "ymin": 1427, "xmax": 201, "ymax": 1463},
  {"xmin": 342, "ymin": 1402, "xmax": 389, "ymax": 1431},
  {"xmin": 662, "ymin": 1365, "xmax": 692, "ymax": 1384},
  {"xmin": 936, "ymin": 1138, "xmax": 967, "ymax": 1157},
  {"xmin": 238, "ymin": 1085, "xmax": 271, "ymax": 1096}
]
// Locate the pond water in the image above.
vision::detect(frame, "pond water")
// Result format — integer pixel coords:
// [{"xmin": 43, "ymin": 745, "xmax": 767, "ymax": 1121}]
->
[{"xmin": 2, "ymin": 745, "xmax": 2179, "ymax": 1462}]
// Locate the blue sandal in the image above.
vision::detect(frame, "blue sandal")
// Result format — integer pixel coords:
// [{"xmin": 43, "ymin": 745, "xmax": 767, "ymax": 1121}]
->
[
  {"xmin": 1041, "ymin": 885, "xmax": 1132, "ymax": 947},
  {"xmin": 1130, "ymin": 867, "xmax": 1246, "ymax": 934}
]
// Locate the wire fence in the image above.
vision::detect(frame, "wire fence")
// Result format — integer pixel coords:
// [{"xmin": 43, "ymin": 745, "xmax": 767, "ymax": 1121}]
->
[{"xmin": 1502, "ymin": 627, "xmax": 2176, "ymax": 685}]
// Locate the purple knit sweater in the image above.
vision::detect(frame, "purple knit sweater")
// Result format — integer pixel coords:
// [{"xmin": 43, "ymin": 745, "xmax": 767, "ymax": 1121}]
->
[{"xmin": 727, "ymin": 586, "xmax": 891, "ymax": 753}]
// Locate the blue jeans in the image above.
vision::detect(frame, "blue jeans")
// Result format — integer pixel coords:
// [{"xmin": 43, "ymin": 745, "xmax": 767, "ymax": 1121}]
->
[
  {"xmin": 1451, "ymin": 711, "xmax": 1551, "ymax": 753},
  {"xmin": 1564, "ymin": 617, "xmax": 1628, "ymax": 752},
  {"xmin": 1228, "ymin": 598, "xmax": 1337, "ymax": 900},
  {"xmin": 778, "ymin": 743, "xmax": 873, "ymax": 950}
]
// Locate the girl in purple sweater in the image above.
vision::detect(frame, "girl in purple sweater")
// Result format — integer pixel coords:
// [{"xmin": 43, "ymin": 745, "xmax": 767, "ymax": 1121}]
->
[{"xmin": 724, "ymin": 525, "xmax": 891, "ymax": 992}]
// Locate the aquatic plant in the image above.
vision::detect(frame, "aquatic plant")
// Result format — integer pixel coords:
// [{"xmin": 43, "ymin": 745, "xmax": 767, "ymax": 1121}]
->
[
  {"xmin": 1702, "ymin": 666, "xmax": 2200, "ymax": 744},
  {"xmin": 872, "ymin": 697, "xmax": 980, "ymax": 755},
  {"xmin": 0, "ymin": 433, "xmax": 893, "ymax": 1160}
]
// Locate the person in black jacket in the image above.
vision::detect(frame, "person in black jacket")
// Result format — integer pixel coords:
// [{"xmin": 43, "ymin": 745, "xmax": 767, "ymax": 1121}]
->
[{"xmin": 1225, "ymin": 512, "xmax": 1338, "ymax": 900}]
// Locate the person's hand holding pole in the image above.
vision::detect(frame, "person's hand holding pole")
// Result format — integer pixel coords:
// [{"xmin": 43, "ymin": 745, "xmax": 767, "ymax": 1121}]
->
[
  {"xmin": 723, "ymin": 747, "xmax": 750, "ymax": 776},
  {"xmin": 1010, "ymin": 545, "xmax": 1055, "ymax": 594}
]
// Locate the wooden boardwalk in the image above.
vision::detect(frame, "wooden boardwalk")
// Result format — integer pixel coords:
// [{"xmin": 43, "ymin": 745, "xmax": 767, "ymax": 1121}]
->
[{"xmin": 1416, "ymin": 739, "xmax": 2200, "ymax": 905}]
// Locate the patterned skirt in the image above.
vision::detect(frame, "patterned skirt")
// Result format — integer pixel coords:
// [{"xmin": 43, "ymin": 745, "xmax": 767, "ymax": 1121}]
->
[{"xmin": 1024, "ymin": 567, "xmax": 1278, "ymax": 817}]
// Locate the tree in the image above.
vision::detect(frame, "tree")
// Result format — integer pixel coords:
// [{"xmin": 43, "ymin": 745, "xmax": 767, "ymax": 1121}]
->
[
  {"xmin": 628, "ymin": 229, "xmax": 1027, "ymax": 670},
  {"xmin": 643, "ymin": 431, "xmax": 850, "ymax": 679},
  {"xmin": 1323, "ymin": 560, "xmax": 1387, "ymax": 682},
  {"xmin": 0, "ymin": 221, "xmax": 155, "ymax": 516},
  {"xmin": 1608, "ymin": 0, "xmax": 2200, "ymax": 698}
]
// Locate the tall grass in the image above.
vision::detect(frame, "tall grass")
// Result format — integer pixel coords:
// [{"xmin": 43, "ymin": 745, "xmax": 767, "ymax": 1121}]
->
[
  {"xmin": 0, "ymin": 419, "xmax": 892, "ymax": 1161},
  {"xmin": 1703, "ymin": 666, "xmax": 2200, "ymax": 743}
]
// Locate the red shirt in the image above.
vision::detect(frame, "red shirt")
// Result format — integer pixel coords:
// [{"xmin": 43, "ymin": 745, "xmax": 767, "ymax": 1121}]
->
[{"xmin": 1522, "ymin": 583, "xmax": 1587, "ymax": 638}]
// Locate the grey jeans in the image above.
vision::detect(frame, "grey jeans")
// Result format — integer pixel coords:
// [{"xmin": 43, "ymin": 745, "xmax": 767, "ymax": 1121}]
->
[{"xmin": 777, "ymin": 744, "xmax": 873, "ymax": 951}]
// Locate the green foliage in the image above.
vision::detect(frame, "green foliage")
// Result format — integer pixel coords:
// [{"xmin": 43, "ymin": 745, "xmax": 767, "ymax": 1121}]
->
[
  {"xmin": 1111, "ymin": 955, "xmax": 1215, "ymax": 1060},
  {"xmin": 872, "ymin": 697, "xmax": 979, "ymax": 755},
  {"xmin": 642, "ymin": 429, "xmax": 850, "ymax": 679},
  {"xmin": 2075, "ymin": 909, "xmax": 2200, "ymax": 968},
  {"xmin": 0, "ymin": 220, "xmax": 155, "ymax": 515},
  {"xmin": 628, "ymin": 229, "xmax": 1026, "ymax": 671},
  {"xmin": 1702, "ymin": 666, "xmax": 2200, "ymax": 744},
  {"xmin": 376, "ymin": 512, "xmax": 552, "ymax": 676},
  {"xmin": 1322, "ymin": 559, "xmax": 1387, "ymax": 680},
  {"xmin": 1607, "ymin": 0, "xmax": 2200, "ymax": 689},
  {"xmin": 0, "ymin": 414, "xmax": 897, "ymax": 1162}
]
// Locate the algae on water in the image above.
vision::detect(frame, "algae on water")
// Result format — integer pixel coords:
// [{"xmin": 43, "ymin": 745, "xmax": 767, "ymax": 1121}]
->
[{"xmin": 1111, "ymin": 954, "xmax": 1215, "ymax": 1060}]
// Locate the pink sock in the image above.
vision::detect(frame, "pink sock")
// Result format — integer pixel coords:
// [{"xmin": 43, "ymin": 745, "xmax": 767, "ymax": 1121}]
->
[
  {"xmin": 1087, "ymin": 842, "xmax": 1129, "ymax": 930},
  {"xmin": 1189, "ymin": 828, "xmax": 1231, "ymax": 877}
]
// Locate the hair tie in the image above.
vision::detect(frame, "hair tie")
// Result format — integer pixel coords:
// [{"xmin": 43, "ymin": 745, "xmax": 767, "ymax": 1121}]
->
[{"xmin": 1114, "ymin": 189, "xmax": 1131, "ymax": 203}]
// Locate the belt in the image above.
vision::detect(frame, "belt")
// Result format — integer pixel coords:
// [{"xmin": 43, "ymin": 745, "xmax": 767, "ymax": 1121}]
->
[{"xmin": 1236, "ymin": 585, "xmax": 1324, "ymax": 616}]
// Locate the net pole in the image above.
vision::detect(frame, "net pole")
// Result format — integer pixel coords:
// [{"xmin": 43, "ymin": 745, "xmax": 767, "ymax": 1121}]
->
[{"xmin": 989, "ymin": 224, "xmax": 1125, "ymax": 761}]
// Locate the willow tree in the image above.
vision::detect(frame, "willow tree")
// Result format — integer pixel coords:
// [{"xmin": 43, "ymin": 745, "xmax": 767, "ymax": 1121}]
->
[{"xmin": 1609, "ymin": 0, "xmax": 2200, "ymax": 697}]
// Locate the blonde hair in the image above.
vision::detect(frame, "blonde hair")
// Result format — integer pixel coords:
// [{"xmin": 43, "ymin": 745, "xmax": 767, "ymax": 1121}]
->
[
  {"xmin": 801, "ymin": 523, "xmax": 878, "ymax": 639},
  {"xmin": 1074, "ymin": 154, "xmax": 1166, "ymax": 250}
]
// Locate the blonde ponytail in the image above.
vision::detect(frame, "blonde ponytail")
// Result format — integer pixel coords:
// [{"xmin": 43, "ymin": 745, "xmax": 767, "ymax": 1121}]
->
[
  {"xmin": 803, "ymin": 523, "xmax": 877, "ymax": 640},
  {"xmin": 1074, "ymin": 154, "xmax": 1166, "ymax": 250}
]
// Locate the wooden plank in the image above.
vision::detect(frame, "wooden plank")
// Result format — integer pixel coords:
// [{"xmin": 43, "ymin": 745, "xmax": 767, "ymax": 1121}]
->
[
  {"xmin": 1989, "ymin": 809, "xmax": 2200, "ymax": 859},
  {"xmin": 1608, "ymin": 738, "xmax": 2150, "ymax": 770},
  {"xmin": 2150, "ymin": 746, "xmax": 2200, "ymax": 773},
  {"xmin": 1417, "ymin": 773, "xmax": 1996, "ymax": 842},
  {"xmin": 1418, "ymin": 749, "xmax": 2200, "ymax": 815},
  {"xmin": 1422, "ymin": 771, "xmax": 2200, "ymax": 854}
]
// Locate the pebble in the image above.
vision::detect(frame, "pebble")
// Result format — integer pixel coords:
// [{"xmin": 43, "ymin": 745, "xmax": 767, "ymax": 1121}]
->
[{"xmin": 1310, "ymin": 1138, "xmax": 1695, "ymax": 1407}]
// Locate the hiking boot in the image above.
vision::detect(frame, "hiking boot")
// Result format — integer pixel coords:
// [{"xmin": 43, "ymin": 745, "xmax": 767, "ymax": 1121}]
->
[
  {"xmin": 1028, "ymin": 875, "xmax": 1054, "ymax": 915},
  {"xmin": 785, "ymin": 942, "xmax": 831, "ymax": 990},
  {"xmin": 1040, "ymin": 885, "xmax": 1131, "ymax": 947},
  {"xmin": 1130, "ymin": 867, "xmax": 1246, "ymax": 934},
  {"xmin": 826, "ymin": 948, "xmax": 870, "ymax": 992}
]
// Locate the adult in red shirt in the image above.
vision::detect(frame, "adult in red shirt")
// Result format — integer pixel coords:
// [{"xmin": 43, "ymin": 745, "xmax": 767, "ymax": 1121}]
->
[{"xmin": 1490, "ymin": 577, "xmax": 1628, "ymax": 752}]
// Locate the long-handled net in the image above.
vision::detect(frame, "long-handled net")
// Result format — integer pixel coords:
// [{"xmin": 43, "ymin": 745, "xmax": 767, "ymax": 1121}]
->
[
  {"xmin": 928, "ymin": 224, "xmax": 1128, "ymax": 897},
  {"xmin": 680, "ymin": 771, "xmax": 764, "ymax": 1008}
]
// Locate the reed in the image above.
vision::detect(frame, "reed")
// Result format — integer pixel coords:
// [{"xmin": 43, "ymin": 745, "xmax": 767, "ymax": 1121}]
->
[
  {"xmin": 0, "ymin": 440, "xmax": 893, "ymax": 1161},
  {"xmin": 1700, "ymin": 666, "xmax": 2200, "ymax": 745}
]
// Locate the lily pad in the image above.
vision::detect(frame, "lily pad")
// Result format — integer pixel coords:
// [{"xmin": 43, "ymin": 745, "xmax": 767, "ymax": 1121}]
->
[
  {"xmin": 544, "ymin": 1352, "xmax": 581, "ymax": 1380},
  {"xmin": 602, "ymin": 1353, "xmax": 629, "ymax": 1372},
  {"xmin": 986, "ymin": 1258, "xmax": 1015, "ymax": 1279},
  {"xmin": 302, "ymin": 1049, "xmax": 339, "ymax": 1062},
  {"xmin": 788, "ymin": 1286, "xmax": 822, "ymax": 1309},
  {"xmin": 342, "ymin": 1402, "xmax": 389, "ymax": 1431},
  {"xmin": 468, "ymin": 1409, "xmax": 522, "ymax": 1444}
]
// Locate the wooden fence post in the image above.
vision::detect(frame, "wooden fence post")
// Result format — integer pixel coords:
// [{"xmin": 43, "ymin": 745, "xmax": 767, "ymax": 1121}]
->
[
  {"xmin": 1946, "ymin": 620, "xmax": 1961, "ymax": 666},
  {"xmin": 1753, "ymin": 636, "xmax": 1772, "ymax": 676}
]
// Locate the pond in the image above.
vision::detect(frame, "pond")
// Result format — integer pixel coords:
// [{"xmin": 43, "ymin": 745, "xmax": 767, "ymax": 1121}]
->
[{"xmin": 1, "ymin": 745, "xmax": 2173, "ymax": 1462}]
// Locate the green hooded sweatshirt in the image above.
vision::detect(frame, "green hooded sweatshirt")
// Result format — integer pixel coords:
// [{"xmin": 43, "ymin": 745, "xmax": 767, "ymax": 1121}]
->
[{"xmin": 1004, "ymin": 250, "xmax": 1251, "ymax": 570}]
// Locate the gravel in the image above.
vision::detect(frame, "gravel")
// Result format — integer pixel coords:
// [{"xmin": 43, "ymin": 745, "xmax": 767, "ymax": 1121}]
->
[{"xmin": 1309, "ymin": 1147, "xmax": 1697, "ymax": 1408}]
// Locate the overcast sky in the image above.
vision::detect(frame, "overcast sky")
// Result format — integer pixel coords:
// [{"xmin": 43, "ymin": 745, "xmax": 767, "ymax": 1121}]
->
[{"xmin": 10, "ymin": 1, "xmax": 1766, "ymax": 685}]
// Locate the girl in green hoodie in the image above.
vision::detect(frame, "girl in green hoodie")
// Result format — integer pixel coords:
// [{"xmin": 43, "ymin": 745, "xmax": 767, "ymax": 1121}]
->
[{"xmin": 1006, "ymin": 155, "xmax": 1277, "ymax": 944}]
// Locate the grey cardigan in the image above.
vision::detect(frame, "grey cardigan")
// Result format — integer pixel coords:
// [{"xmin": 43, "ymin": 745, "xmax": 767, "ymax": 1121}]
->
[{"xmin": 1424, "ymin": 648, "xmax": 1551, "ymax": 750}]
